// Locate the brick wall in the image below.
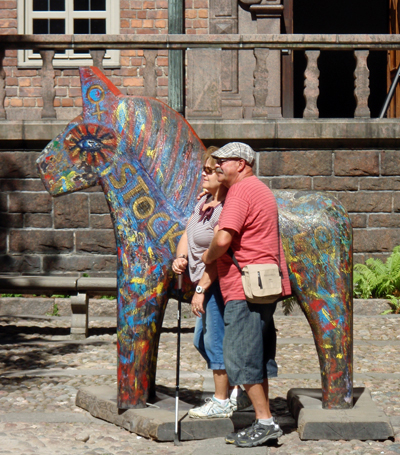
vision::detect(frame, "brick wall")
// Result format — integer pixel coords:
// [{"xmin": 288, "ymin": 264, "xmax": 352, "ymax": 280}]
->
[
  {"xmin": 259, "ymin": 149, "xmax": 400, "ymax": 264},
  {"xmin": 1, "ymin": 147, "xmax": 399, "ymax": 276},
  {"xmin": 0, "ymin": 0, "xmax": 209, "ymax": 120}
]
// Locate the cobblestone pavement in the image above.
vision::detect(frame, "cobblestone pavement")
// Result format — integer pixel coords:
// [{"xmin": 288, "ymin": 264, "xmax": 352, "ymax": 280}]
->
[{"xmin": 0, "ymin": 303, "xmax": 399, "ymax": 454}]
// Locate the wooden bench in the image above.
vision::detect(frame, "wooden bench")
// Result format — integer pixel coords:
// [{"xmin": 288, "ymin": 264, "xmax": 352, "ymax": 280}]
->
[{"xmin": 0, "ymin": 276, "xmax": 117, "ymax": 339}]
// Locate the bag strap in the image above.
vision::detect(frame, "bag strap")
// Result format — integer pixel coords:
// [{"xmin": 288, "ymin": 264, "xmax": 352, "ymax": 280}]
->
[
  {"xmin": 227, "ymin": 217, "xmax": 283, "ymax": 277},
  {"xmin": 228, "ymin": 247, "xmax": 244, "ymax": 275}
]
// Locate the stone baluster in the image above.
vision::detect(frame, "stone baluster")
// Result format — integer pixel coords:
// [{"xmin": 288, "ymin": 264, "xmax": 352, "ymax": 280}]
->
[
  {"xmin": 143, "ymin": 50, "xmax": 157, "ymax": 98},
  {"xmin": 303, "ymin": 50, "xmax": 320, "ymax": 119},
  {"xmin": 252, "ymin": 48, "xmax": 269, "ymax": 118},
  {"xmin": 39, "ymin": 50, "xmax": 56, "ymax": 119},
  {"xmin": 354, "ymin": 50, "xmax": 371, "ymax": 118},
  {"xmin": 0, "ymin": 48, "xmax": 6, "ymax": 119},
  {"xmin": 90, "ymin": 50, "xmax": 106, "ymax": 71}
]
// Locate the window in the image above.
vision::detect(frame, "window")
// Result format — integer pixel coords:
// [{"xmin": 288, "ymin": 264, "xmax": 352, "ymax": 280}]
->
[{"xmin": 18, "ymin": 0, "xmax": 120, "ymax": 68}]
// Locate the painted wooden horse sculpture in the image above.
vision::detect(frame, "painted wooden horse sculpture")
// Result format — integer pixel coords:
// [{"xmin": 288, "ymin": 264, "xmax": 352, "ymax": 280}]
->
[{"xmin": 37, "ymin": 67, "xmax": 353, "ymax": 410}]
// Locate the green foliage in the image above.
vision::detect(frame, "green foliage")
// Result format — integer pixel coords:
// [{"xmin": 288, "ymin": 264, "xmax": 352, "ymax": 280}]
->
[
  {"xmin": 281, "ymin": 296, "xmax": 299, "ymax": 315},
  {"xmin": 100, "ymin": 295, "xmax": 116, "ymax": 300},
  {"xmin": 0, "ymin": 293, "xmax": 22, "ymax": 297},
  {"xmin": 353, "ymin": 246, "xmax": 400, "ymax": 299},
  {"xmin": 46, "ymin": 303, "xmax": 60, "ymax": 317},
  {"xmin": 382, "ymin": 296, "xmax": 400, "ymax": 315}
]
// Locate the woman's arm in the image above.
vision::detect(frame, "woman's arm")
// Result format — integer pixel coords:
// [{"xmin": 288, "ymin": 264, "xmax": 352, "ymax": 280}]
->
[
  {"xmin": 191, "ymin": 261, "xmax": 218, "ymax": 317},
  {"xmin": 172, "ymin": 229, "xmax": 189, "ymax": 274}
]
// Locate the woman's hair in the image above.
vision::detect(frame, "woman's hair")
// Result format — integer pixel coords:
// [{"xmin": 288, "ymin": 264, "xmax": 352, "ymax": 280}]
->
[{"xmin": 204, "ymin": 146, "xmax": 219, "ymax": 168}]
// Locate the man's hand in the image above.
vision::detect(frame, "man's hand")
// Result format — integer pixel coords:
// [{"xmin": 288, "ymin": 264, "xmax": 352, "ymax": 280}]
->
[
  {"xmin": 197, "ymin": 189, "xmax": 209, "ymax": 200},
  {"xmin": 191, "ymin": 292, "xmax": 205, "ymax": 317},
  {"xmin": 172, "ymin": 257, "xmax": 188, "ymax": 274}
]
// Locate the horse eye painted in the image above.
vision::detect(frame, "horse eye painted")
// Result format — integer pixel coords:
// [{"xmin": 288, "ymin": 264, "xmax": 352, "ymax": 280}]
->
[{"xmin": 78, "ymin": 138, "xmax": 101, "ymax": 151}]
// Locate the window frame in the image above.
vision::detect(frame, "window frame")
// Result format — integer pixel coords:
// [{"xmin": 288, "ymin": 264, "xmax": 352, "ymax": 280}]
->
[{"xmin": 17, "ymin": 0, "xmax": 120, "ymax": 68}]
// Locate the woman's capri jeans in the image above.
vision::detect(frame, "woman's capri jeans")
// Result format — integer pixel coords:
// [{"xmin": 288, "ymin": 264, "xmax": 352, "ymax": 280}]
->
[{"xmin": 193, "ymin": 281, "xmax": 226, "ymax": 370}]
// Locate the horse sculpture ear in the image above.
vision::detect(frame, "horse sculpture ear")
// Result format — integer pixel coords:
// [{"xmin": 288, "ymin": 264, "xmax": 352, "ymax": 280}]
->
[{"xmin": 79, "ymin": 67, "xmax": 122, "ymax": 121}]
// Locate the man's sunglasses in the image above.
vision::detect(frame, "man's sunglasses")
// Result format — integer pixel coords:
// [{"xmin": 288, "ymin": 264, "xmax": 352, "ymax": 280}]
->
[
  {"xmin": 215, "ymin": 157, "xmax": 242, "ymax": 166},
  {"xmin": 202, "ymin": 166, "xmax": 216, "ymax": 175}
]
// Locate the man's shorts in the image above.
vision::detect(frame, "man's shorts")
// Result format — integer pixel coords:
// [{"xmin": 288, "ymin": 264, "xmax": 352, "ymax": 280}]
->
[{"xmin": 223, "ymin": 299, "xmax": 277, "ymax": 386}]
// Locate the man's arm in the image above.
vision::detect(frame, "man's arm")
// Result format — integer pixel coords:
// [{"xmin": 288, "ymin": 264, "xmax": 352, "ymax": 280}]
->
[{"xmin": 202, "ymin": 228, "xmax": 235, "ymax": 264}]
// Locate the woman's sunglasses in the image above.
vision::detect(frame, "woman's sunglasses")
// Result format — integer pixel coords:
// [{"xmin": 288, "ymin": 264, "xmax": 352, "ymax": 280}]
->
[{"xmin": 202, "ymin": 166, "xmax": 216, "ymax": 175}]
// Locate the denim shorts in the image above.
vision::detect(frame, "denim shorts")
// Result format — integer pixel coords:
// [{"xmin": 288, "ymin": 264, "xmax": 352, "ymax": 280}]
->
[
  {"xmin": 223, "ymin": 299, "xmax": 278, "ymax": 386},
  {"xmin": 193, "ymin": 281, "xmax": 226, "ymax": 370}
]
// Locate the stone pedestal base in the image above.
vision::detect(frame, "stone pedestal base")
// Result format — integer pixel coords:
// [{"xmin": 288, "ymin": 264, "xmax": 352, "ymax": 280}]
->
[
  {"xmin": 287, "ymin": 387, "xmax": 394, "ymax": 441},
  {"xmin": 76, "ymin": 386, "xmax": 234, "ymax": 442}
]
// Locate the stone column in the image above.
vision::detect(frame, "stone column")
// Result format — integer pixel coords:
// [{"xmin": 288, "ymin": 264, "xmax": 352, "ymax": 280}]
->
[{"xmin": 239, "ymin": 0, "xmax": 284, "ymax": 119}]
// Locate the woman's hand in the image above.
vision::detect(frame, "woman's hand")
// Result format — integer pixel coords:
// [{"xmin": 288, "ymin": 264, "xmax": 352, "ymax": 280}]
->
[
  {"xmin": 172, "ymin": 257, "xmax": 188, "ymax": 274},
  {"xmin": 191, "ymin": 292, "xmax": 205, "ymax": 317}
]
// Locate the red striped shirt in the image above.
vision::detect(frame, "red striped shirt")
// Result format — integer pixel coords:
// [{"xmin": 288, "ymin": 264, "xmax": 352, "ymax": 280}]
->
[{"xmin": 217, "ymin": 176, "xmax": 291, "ymax": 303}]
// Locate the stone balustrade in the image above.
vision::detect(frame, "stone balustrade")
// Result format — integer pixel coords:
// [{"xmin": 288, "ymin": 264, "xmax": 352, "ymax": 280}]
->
[{"xmin": 1, "ymin": 34, "xmax": 399, "ymax": 120}]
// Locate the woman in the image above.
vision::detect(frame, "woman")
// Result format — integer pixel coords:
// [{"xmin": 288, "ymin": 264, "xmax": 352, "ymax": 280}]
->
[{"xmin": 172, "ymin": 146, "xmax": 251, "ymax": 419}]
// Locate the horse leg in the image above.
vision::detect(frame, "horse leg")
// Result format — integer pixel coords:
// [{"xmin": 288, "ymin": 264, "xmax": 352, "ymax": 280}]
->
[{"xmin": 280, "ymin": 202, "xmax": 353, "ymax": 409}]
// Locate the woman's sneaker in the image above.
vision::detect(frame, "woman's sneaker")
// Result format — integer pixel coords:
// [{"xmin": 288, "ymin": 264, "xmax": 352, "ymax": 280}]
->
[
  {"xmin": 230, "ymin": 389, "xmax": 253, "ymax": 412},
  {"xmin": 234, "ymin": 419, "xmax": 283, "ymax": 447},
  {"xmin": 188, "ymin": 396, "xmax": 233, "ymax": 419}
]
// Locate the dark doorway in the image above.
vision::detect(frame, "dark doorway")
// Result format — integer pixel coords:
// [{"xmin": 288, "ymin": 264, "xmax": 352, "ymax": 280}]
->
[{"xmin": 293, "ymin": 0, "xmax": 388, "ymax": 118}]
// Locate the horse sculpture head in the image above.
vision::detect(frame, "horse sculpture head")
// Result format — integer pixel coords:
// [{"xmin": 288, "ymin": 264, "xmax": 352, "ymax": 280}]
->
[{"xmin": 37, "ymin": 67, "xmax": 205, "ymax": 217}]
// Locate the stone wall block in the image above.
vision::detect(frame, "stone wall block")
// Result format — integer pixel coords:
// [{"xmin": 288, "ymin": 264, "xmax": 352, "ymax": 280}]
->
[
  {"xmin": 338, "ymin": 192, "xmax": 392, "ymax": 213},
  {"xmin": 259, "ymin": 151, "xmax": 332, "ymax": 176},
  {"xmin": 90, "ymin": 193, "xmax": 110, "ymax": 214},
  {"xmin": 369, "ymin": 214, "xmax": 400, "ymax": 228},
  {"xmin": 54, "ymin": 194, "xmax": 89, "ymax": 228},
  {"xmin": 76, "ymin": 230, "xmax": 116, "ymax": 254},
  {"xmin": 0, "ymin": 193, "xmax": 7, "ymax": 211},
  {"xmin": 0, "ymin": 213, "xmax": 23, "ymax": 228},
  {"xmin": 43, "ymin": 255, "xmax": 116, "ymax": 273},
  {"xmin": 0, "ymin": 254, "xmax": 41, "ymax": 274},
  {"xmin": 0, "ymin": 230, "xmax": 6, "ymax": 253},
  {"xmin": 392, "ymin": 193, "xmax": 400, "ymax": 212},
  {"xmin": 270, "ymin": 177, "xmax": 312, "ymax": 190},
  {"xmin": 0, "ymin": 152, "xmax": 40, "ymax": 178},
  {"xmin": 334, "ymin": 151, "xmax": 379, "ymax": 176},
  {"xmin": 0, "ymin": 179, "xmax": 44, "ymax": 192},
  {"xmin": 354, "ymin": 228, "xmax": 400, "ymax": 253},
  {"xmin": 24, "ymin": 213, "xmax": 52, "ymax": 228},
  {"xmin": 381, "ymin": 151, "xmax": 400, "ymax": 176},
  {"xmin": 9, "ymin": 192, "xmax": 52, "ymax": 213},
  {"xmin": 90, "ymin": 214, "xmax": 114, "ymax": 230},
  {"xmin": 313, "ymin": 177, "xmax": 359, "ymax": 191},
  {"xmin": 350, "ymin": 214, "xmax": 367, "ymax": 228},
  {"xmin": 360, "ymin": 177, "xmax": 400, "ymax": 191},
  {"xmin": 9, "ymin": 230, "xmax": 74, "ymax": 253}
]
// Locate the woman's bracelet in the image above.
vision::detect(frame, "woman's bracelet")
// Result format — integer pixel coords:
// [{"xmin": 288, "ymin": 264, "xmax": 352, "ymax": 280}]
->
[{"xmin": 177, "ymin": 254, "xmax": 187, "ymax": 259}]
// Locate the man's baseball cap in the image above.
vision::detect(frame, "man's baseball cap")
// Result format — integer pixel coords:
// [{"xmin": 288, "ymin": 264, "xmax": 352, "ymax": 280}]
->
[{"xmin": 211, "ymin": 142, "xmax": 255, "ymax": 166}]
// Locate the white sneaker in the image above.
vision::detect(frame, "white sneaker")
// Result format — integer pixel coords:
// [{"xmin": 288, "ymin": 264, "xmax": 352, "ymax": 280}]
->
[
  {"xmin": 230, "ymin": 389, "xmax": 253, "ymax": 412},
  {"xmin": 188, "ymin": 396, "xmax": 233, "ymax": 419}
]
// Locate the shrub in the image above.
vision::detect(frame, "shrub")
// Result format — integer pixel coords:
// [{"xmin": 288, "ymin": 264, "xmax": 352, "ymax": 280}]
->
[{"xmin": 353, "ymin": 246, "xmax": 400, "ymax": 299}]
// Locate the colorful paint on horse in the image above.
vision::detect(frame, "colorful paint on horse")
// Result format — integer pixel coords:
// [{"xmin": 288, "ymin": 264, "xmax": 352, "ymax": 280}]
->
[
  {"xmin": 37, "ymin": 67, "xmax": 353, "ymax": 410},
  {"xmin": 275, "ymin": 191, "xmax": 353, "ymax": 408}
]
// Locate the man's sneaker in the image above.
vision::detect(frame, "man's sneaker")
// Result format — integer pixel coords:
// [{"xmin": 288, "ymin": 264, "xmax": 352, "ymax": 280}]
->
[
  {"xmin": 234, "ymin": 419, "xmax": 283, "ymax": 447},
  {"xmin": 225, "ymin": 432, "xmax": 237, "ymax": 444},
  {"xmin": 188, "ymin": 396, "xmax": 233, "ymax": 419},
  {"xmin": 230, "ymin": 389, "xmax": 253, "ymax": 412}
]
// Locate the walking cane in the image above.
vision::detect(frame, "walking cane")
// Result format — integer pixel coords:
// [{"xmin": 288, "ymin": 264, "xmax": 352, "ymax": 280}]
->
[{"xmin": 174, "ymin": 273, "xmax": 183, "ymax": 446}]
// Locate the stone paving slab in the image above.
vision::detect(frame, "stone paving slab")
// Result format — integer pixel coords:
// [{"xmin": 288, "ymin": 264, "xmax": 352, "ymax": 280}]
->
[
  {"xmin": 288, "ymin": 387, "xmax": 394, "ymax": 441},
  {"xmin": 76, "ymin": 385, "xmax": 234, "ymax": 442}
]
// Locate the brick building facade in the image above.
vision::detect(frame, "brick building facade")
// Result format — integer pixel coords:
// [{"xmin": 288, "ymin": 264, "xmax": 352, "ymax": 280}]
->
[{"xmin": 1, "ymin": 1, "xmax": 400, "ymax": 276}]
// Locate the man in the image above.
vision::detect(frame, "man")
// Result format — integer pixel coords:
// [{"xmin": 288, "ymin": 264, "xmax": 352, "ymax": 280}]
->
[{"xmin": 200, "ymin": 142, "xmax": 291, "ymax": 448}]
